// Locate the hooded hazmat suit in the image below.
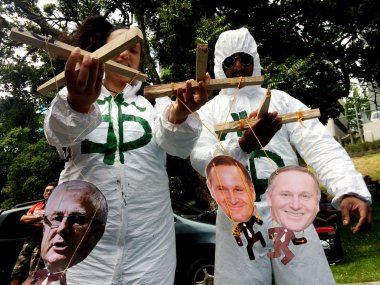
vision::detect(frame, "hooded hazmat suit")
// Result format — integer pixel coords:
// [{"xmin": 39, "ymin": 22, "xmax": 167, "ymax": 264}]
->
[
  {"xmin": 190, "ymin": 28, "xmax": 370, "ymax": 284},
  {"xmin": 44, "ymin": 81, "xmax": 202, "ymax": 284}
]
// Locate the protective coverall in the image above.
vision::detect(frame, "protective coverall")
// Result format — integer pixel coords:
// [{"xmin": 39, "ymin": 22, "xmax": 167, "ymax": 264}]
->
[
  {"xmin": 190, "ymin": 27, "xmax": 371, "ymax": 285},
  {"xmin": 45, "ymin": 81, "xmax": 201, "ymax": 285}
]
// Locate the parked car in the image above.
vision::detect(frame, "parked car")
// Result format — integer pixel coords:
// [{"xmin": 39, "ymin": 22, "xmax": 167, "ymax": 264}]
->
[
  {"xmin": 0, "ymin": 201, "xmax": 39, "ymax": 285},
  {"xmin": 172, "ymin": 200, "xmax": 216, "ymax": 285},
  {"xmin": 314, "ymin": 223, "xmax": 344, "ymax": 264},
  {"xmin": 0, "ymin": 200, "xmax": 216, "ymax": 285}
]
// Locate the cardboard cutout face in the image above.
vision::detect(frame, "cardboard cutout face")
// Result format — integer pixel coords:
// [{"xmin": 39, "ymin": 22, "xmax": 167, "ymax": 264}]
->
[
  {"xmin": 266, "ymin": 169, "xmax": 320, "ymax": 232},
  {"xmin": 207, "ymin": 158, "xmax": 255, "ymax": 223},
  {"xmin": 41, "ymin": 180, "xmax": 107, "ymax": 273}
]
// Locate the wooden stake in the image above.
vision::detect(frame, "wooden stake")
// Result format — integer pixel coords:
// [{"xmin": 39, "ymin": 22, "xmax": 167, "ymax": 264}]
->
[
  {"xmin": 196, "ymin": 44, "xmax": 208, "ymax": 81},
  {"xmin": 256, "ymin": 88, "xmax": 271, "ymax": 117},
  {"xmin": 214, "ymin": 108, "xmax": 321, "ymax": 135},
  {"xmin": 143, "ymin": 76, "xmax": 264, "ymax": 99}
]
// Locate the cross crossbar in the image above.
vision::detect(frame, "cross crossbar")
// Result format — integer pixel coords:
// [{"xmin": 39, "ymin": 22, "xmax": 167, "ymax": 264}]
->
[
  {"xmin": 143, "ymin": 76, "xmax": 264, "ymax": 99},
  {"xmin": 214, "ymin": 109, "xmax": 321, "ymax": 135}
]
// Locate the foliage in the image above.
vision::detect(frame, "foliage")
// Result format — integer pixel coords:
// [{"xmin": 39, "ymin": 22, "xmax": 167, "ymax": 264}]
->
[
  {"xmin": 345, "ymin": 140, "xmax": 380, "ymax": 154},
  {"xmin": 264, "ymin": 55, "xmax": 345, "ymax": 123},
  {"xmin": 1, "ymin": 139, "xmax": 63, "ymax": 208},
  {"xmin": 344, "ymin": 84, "xmax": 371, "ymax": 134}
]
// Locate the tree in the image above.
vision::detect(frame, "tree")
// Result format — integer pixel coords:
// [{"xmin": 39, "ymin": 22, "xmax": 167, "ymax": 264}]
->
[
  {"xmin": 344, "ymin": 84, "xmax": 370, "ymax": 141},
  {"xmin": 1, "ymin": 138, "xmax": 63, "ymax": 208}
]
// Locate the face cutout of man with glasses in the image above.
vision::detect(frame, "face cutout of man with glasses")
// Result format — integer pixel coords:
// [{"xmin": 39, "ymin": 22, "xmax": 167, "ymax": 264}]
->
[{"xmin": 41, "ymin": 180, "xmax": 108, "ymax": 274}]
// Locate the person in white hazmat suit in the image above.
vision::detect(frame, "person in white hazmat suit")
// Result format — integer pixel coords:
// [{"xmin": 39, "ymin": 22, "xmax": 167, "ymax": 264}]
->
[
  {"xmin": 44, "ymin": 16, "xmax": 208, "ymax": 285},
  {"xmin": 190, "ymin": 27, "xmax": 371, "ymax": 284}
]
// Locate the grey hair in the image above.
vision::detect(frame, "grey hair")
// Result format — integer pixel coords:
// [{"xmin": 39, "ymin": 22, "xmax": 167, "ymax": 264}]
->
[{"xmin": 47, "ymin": 180, "xmax": 108, "ymax": 224}]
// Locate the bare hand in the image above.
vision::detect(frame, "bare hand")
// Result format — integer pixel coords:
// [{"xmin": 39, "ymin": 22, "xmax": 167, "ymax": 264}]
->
[
  {"xmin": 238, "ymin": 111, "xmax": 282, "ymax": 153},
  {"xmin": 168, "ymin": 73, "xmax": 210, "ymax": 124},
  {"xmin": 340, "ymin": 195, "xmax": 371, "ymax": 234},
  {"xmin": 65, "ymin": 47, "xmax": 105, "ymax": 113}
]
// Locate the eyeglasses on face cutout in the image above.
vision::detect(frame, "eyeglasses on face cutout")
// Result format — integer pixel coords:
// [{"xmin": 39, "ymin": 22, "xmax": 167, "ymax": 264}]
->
[
  {"xmin": 43, "ymin": 213, "xmax": 95, "ymax": 229},
  {"xmin": 222, "ymin": 52, "xmax": 253, "ymax": 69}
]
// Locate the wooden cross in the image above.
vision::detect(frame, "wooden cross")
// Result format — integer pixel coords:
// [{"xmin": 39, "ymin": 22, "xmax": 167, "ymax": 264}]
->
[
  {"xmin": 213, "ymin": 88, "xmax": 320, "ymax": 135},
  {"xmin": 9, "ymin": 27, "xmax": 148, "ymax": 94},
  {"xmin": 143, "ymin": 44, "xmax": 321, "ymax": 134},
  {"xmin": 215, "ymin": 109, "xmax": 321, "ymax": 135},
  {"xmin": 143, "ymin": 44, "xmax": 264, "ymax": 99}
]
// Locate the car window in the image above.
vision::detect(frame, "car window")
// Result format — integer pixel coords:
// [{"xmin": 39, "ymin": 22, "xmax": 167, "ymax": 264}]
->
[
  {"xmin": 171, "ymin": 199, "xmax": 203, "ymax": 216},
  {"xmin": 0, "ymin": 210, "xmax": 32, "ymax": 239}
]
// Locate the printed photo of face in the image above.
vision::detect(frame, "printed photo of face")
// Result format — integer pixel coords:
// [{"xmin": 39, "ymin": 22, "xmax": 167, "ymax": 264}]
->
[
  {"xmin": 266, "ymin": 168, "xmax": 320, "ymax": 232},
  {"xmin": 41, "ymin": 180, "xmax": 107, "ymax": 273},
  {"xmin": 206, "ymin": 156, "xmax": 256, "ymax": 223}
]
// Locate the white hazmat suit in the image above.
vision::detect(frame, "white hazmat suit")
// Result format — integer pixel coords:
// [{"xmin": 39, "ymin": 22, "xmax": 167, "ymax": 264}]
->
[
  {"xmin": 190, "ymin": 28, "xmax": 371, "ymax": 285},
  {"xmin": 45, "ymin": 81, "xmax": 201, "ymax": 284}
]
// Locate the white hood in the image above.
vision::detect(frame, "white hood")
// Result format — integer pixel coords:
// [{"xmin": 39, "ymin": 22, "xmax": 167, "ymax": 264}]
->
[{"xmin": 214, "ymin": 27, "xmax": 262, "ymax": 80}]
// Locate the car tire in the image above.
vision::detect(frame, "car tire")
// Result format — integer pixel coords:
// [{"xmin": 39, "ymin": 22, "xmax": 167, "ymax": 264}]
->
[{"xmin": 187, "ymin": 257, "xmax": 215, "ymax": 285}]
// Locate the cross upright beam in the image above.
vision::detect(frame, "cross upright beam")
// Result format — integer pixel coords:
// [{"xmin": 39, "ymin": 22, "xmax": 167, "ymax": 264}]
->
[{"xmin": 196, "ymin": 44, "xmax": 208, "ymax": 81}]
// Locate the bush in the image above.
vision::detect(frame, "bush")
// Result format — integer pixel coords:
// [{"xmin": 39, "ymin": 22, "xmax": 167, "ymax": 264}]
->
[{"xmin": 344, "ymin": 140, "xmax": 380, "ymax": 154}]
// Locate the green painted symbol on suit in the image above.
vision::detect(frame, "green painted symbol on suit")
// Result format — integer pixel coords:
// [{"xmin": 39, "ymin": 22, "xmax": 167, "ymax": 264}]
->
[
  {"xmin": 248, "ymin": 150, "xmax": 285, "ymax": 199},
  {"xmin": 219, "ymin": 111, "xmax": 248, "ymax": 140},
  {"xmin": 81, "ymin": 94, "xmax": 152, "ymax": 165}
]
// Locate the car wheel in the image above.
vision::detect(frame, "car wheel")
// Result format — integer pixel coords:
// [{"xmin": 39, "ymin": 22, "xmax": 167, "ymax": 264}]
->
[{"xmin": 188, "ymin": 258, "xmax": 214, "ymax": 285}]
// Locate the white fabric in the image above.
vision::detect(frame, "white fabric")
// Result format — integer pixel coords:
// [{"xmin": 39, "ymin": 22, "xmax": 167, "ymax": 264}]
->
[
  {"xmin": 190, "ymin": 27, "xmax": 371, "ymax": 284},
  {"xmin": 191, "ymin": 27, "xmax": 371, "ymax": 208},
  {"xmin": 44, "ymin": 82, "xmax": 201, "ymax": 285}
]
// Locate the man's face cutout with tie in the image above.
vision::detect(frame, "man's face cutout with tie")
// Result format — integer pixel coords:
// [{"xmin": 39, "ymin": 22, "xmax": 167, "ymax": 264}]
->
[
  {"xmin": 206, "ymin": 156, "xmax": 256, "ymax": 223},
  {"xmin": 266, "ymin": 166, "xmax": 321, "ymax": 232}
]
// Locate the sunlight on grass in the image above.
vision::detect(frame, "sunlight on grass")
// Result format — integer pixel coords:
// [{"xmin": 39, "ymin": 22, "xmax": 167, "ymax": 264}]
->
[{"xmin": 352, "ymin": 153, "xmax": 380, "ymax": 181}]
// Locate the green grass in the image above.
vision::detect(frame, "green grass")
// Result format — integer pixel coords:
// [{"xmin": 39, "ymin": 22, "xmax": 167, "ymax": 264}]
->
[
  {"xmin": 331, "ymin": 153, "xmax": 380, "ymax": 283},
  {"xmin": 351, "ymin": 153, "xmax": 380, "ymax": 181},
  {"xmin": 331, "ymin": 201, "xmax": 380, "ymax": 283}
]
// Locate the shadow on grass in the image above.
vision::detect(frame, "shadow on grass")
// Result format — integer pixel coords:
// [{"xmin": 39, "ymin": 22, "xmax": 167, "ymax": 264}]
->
[{"xmin": 331, "ymin": 201, "xmax": 380, "ymax": 283}]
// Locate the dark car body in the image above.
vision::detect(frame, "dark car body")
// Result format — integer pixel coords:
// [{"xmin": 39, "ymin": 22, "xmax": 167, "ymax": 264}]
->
[
  {"xmin": 0, "ymin": 200, "xmax": 216, "ymax": 285},
  {"xmin": 171, "ymin": 199, "xmax": 215, "ymax": 284},
  {"xmin": 174, "ymin": 214, "xmax": 215, "ymax": 285},
  {"xmin": 0, "ymin": 201, "xmax": 37, "ymax": 284}
]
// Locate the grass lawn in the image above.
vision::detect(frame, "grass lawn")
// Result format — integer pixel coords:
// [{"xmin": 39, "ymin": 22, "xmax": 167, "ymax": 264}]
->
[
  {"xmin": 351, "ymin": 153, "xmax": 380, "ymax": 181},
  {"xmin": 331, "ymin": 201, "xmax": 380, "ymax": 283},
  {"xmin": 330, "ymin": 152, "xmax": 380, "ymax": 283}
]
